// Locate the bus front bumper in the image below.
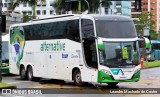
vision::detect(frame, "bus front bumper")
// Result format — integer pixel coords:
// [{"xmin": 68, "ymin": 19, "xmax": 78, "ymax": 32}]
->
[
  {"xmin": 1, "ymin": 63, "xmax": 9, "ymax": 74},
  {"xmin": 98, "ymin": 70, "xmax": 140, "ymax": 83},
  {"xmin": 1, "ymin": 67, "xmax": 9, "ymax": 74}
]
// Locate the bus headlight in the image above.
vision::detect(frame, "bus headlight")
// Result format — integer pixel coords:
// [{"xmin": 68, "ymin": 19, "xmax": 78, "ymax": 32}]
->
[
  {"xmin": 101, "ymin": 69, "xmax": 111, "ymax": 75},
  {"xmin": 147, "ymin": 55, "xmax": 151, "ymax": 59}
]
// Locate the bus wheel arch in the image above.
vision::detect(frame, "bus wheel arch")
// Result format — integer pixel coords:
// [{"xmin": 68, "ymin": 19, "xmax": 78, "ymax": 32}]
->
[
  {"xmin": 26, "ymin": 65, "xmax": 34, "ymax": 81},
  {"xmin": 72, "ymin": 68, "xmax": 85, "ymax": 86},
  {"xmin": 20, "ymin": 64, "xmax": 26, "ymax": 80}
]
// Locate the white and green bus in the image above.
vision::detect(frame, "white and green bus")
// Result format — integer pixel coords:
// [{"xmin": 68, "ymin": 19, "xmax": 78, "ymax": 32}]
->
[{"xmin": 9, "ymin": 14, "xmax": 143, "ymax": 86}]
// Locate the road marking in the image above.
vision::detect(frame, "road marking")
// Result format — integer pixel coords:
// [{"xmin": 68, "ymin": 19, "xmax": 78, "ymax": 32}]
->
[
  {"xmin": 8, "ymin": 81, "xmax": 32, "ymax": 84},
  {"xmin": 97, "ymin": 88, "xmax": 103, "ymax": 92},
  {"xmin": 32, "ymin": 84, "xmax": 86, "ymax": 89},
  {"xmin": 58, "ymin": 84, "xmax": 63, "ymax": 89},
  {"xmin": 76, "ymin": 86, "xmax": 82, "ymax": 90},
  {"xmin": 32, "ymin": 84, "xmax": 63, "ymax": 88}
]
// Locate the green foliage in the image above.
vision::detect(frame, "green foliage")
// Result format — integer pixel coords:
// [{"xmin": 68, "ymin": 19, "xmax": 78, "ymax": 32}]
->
[
  {"xmin": 144, "ymin": 61, "xmax": 160, "ymax": 68},
  {"xmin": 53, "ymin": 0, "xmax": 112, "ymax": 14},
  {"xmin": 0, "ymin": 83, "xmax": 15, "ymax": 88},
  {"xmin": 23, "ymin": 14, "xmax": 32, "ymax": 22},
  {"xmin": 53, "ymin": 0, "xmax": 65, "ymax": 14},
  {"xmin": 150, "ymin": 30, "xmax": 157, "ymax": 39},
  {"xmin": 135, "ymin": 12, "xmax": 156, "ymax": 39}
]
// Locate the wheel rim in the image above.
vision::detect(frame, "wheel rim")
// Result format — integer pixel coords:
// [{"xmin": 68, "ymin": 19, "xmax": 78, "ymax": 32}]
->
[
  {"xmin": 75, "ymin": 73, "xmax": 81, "ymax": 84},
  {"xmin": 28, "ymin": 69, "xmax": 32, "ymax": 80},
  {"xmin": 21, "ymin": 68, "xmax": 25, "ymax": 77}
]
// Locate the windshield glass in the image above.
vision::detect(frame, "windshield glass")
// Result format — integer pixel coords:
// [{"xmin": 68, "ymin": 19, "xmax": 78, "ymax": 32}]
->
[
  {"xmin": 2, "ymin": 41, "xmax": 9, "ymax": 62},
  {"xmin": 99, "ymin": 41, "xmax": 140, "ymax": 68},
  {"xmin": 96, "ymin": 20, "xmax": 137, "ymax": 38},
  {"xmin": 152, "ymin": 43, "xmax": 160, "ymax": 50}
]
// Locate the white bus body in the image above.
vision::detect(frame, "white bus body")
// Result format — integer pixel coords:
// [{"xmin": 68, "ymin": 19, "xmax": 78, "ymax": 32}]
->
[{"xmin": 9, "ymin": 14, "xmax": 141, "ymax": 86}]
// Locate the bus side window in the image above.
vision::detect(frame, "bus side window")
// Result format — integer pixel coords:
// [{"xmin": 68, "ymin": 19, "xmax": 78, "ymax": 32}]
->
[
  {"xmin": 24, "ymin": 20, "xmax": 80, "ymax": 41},
  {"xmin": 66, "ymin": 20, "xmax": 80, "ymax": 42}
]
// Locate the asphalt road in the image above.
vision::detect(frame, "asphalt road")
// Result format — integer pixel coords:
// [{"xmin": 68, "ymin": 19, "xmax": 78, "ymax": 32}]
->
[{"xmin": 1, "ymin": 67, "xmax": 160, "ymax": 97}]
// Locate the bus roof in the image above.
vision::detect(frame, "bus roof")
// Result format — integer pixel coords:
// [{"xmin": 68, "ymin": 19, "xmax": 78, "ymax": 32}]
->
[
  {"xmin": 89, "ymin": 14, "xmax": 131, "ymax": 21},
  {"xmin": 10, "ymin": 14, "xmax": 132, "ymax": 27}
]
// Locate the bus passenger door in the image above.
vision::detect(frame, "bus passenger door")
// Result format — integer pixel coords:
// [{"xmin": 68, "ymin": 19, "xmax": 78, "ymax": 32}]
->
[{"xmin": 81, "ymin": 19, "xmax": 98, "ymax": 83}]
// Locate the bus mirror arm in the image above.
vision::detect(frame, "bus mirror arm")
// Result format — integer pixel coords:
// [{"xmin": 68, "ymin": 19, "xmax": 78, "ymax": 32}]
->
[{"xmin": 89, "ymin": 35, "xmax": 98, "ymax": 40}]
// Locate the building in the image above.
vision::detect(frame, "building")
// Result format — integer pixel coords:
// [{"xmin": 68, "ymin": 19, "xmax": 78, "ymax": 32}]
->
[
  {"xmin": 131, "ymin": 0, "xmax": 141, "ymax": 20},
  {"xmin": 2, "ymin": 0, "xmax": 56, "ymax": 19},
  {"xmin": 142, "ymin": 0, "xmax": 159, "ymax": 33},
  {"xmin": 116, "ymin": 1, "xmax": 132, "ymax": 17},
  {"xmin": 104, "ymin": 0, "xmax": 141, "ymax": 20}
]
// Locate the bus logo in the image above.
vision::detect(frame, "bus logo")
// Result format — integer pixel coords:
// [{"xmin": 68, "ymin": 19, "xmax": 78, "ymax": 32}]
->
[
  {"xmin": 62, "ymin": 53, "xmax": 68, "ymax": 58},
  {"xmin": 111, "ymin": 69, "xmax": 124, "ymax": 75}
]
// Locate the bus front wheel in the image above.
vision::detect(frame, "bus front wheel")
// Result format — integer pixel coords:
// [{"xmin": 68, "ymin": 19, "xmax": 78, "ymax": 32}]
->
[
  {"xmin": 27, "ymin": 66, "xmax": 33, "ymax": 81},
  {"xmin": 73, "ymin": 70, "xmax": 84, "ymax": 86},
  {"xmin": 107, "ymin": 82, "xmax": 119, "ymax": 87}
]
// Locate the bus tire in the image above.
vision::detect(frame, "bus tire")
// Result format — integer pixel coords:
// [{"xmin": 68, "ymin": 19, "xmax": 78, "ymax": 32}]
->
[
  {"xmin": 20, "ymin": 66, "xmax": 26, "ymax": 80},
  {"xmin": 27, "ymin": 66, "xmax": 33, "ymax": 81},
  {"xmin": 107, "ymin": 82, "xmax": 119, "ymax": 87},
  {"xmin": 73, "ymin": 70, "xmax": 84, "ymax": 86}
]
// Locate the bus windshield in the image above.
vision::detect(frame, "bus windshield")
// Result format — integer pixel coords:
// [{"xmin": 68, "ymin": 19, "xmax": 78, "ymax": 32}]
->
[
  {"xmin": 95, "ymin": 20, "xmax": 137, "ymax": 38},
  {"xmin": 99, "ymin": 41, "xmax": 140, "ymax": 68},
  {"xmin": 2, "ymin": 41, "xmax": 9, "ymax": 62}
]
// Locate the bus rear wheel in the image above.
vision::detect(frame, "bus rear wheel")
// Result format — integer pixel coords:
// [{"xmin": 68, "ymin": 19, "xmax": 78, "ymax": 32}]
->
[
  {"xmin": 20, "ymin": 66, "xmax": 26, "ymax": 80},
  {"xmin": 73, "ymin": 70, "xmax": 84, "ymax": 86},
  {"xmin": 27, "ymin": 66, "xmax": 33, "ymax": 81},
  {"xmin": 107, "ymin": 82, "xmax": 119, "ymax": 87}
]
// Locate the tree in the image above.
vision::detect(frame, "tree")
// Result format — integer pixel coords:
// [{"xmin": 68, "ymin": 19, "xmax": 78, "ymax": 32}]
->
[
  {"xmin": 53, "ymin": 0, "xmax": 112, "ymax": 14},
  {"xmin": 156, "ymin": 30, "xmax": 160, "ymax": 39},
  {"xmin": 88, "ymin": 0, "xmax": 112, "ymax": 13},
  {"xmin": 52, "ymin": 0, "xmax": 65, "ymax": 14},
  {"xmin": 135, "ymin": 12, "xmax": 157, "ymax": 39},
  {"xmin": 12, "ymin": 0, "xmax": 45, "ymax": 19},
  {"xmin": 23, "ymin": 14, "xmax": 32, "ymax": 22}
]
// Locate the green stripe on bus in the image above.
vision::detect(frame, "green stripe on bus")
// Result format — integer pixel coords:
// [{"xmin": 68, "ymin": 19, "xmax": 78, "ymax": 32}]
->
[{"xmin": 97, "ymin": 70, "xmax": 140, "ymax": 83}]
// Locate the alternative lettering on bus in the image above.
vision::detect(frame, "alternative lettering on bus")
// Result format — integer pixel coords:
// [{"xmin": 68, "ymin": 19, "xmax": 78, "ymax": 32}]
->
[{"xmin": 40, "ymin": 41, "xmax": 65, "ymax": 51}]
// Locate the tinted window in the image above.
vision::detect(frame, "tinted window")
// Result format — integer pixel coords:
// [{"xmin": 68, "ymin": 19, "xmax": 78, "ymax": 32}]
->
[
  {"xmin": 2, "ymin": 41, "xmax": 9, "ymax": 61},
  {"xmin": 24, "ymin": 20, "xmax": 80, "ymax": 42},
  {"xmin": 152, "ymin": 43, "xmax": 160, "ymax": 50},
  {"xmin": 81, "ymin": 19, "xmax": 94, "ymax": 38},
  {"xmin": 96, "ymin": 20, "xmax": 137, "ymax": 38}
]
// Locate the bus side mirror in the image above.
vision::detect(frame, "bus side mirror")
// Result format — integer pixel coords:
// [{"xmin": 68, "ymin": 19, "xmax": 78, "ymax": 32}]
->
[
  {"xmin": 97, "ymin": 38, "xmax": 104, "ymax": 51},
  {"xmin": 1, "ymin": 15, "xmax": 6, "ymax": 32},
  {"xmin": 138, "ymin": 37, "xmax": 151, "ymax": 55},
  {"xmin": 89, "ymin": 35, "xmax": 97, "ymax": 40}
]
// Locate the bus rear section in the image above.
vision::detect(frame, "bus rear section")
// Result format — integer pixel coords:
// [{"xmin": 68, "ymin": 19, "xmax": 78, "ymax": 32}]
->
[
  {"xmin": 2, "ymin": 34, "xmax": 9, "ymax": 74},
  {"xmin": 148, "ymin": 40, "xmax": 160, "ymax": 61}
]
